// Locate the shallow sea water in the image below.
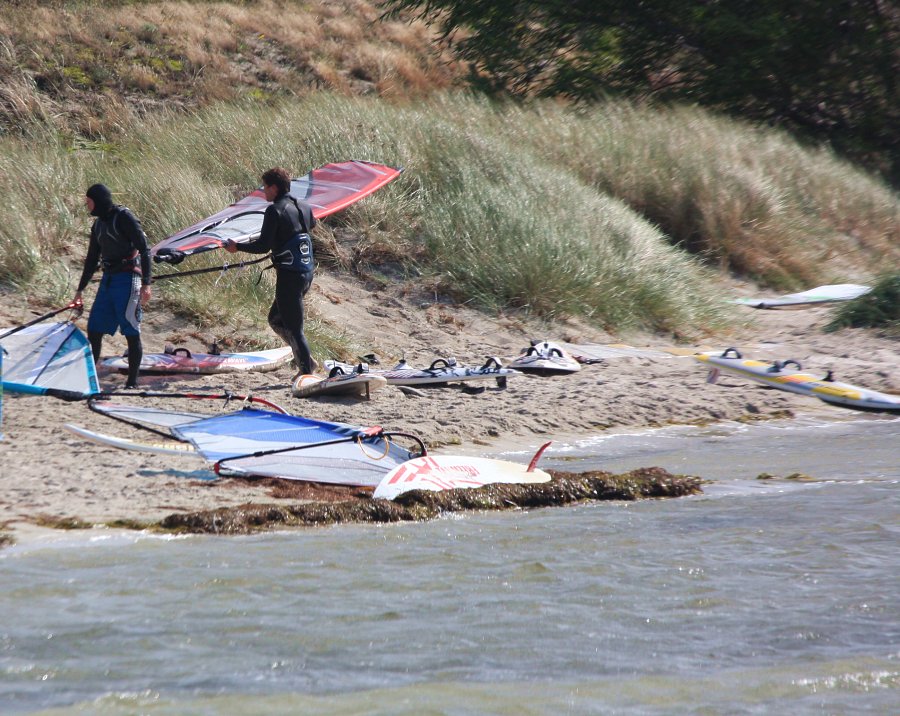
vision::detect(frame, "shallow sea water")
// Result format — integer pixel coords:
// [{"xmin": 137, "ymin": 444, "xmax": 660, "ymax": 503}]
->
[{"xmin": 1, "ymin": 414, "xmax": 898, "ymax": 715}]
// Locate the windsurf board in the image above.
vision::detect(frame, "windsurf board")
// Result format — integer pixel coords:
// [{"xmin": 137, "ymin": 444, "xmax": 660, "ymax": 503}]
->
[
  {"xmin": 731, "ymin": 284, "xmax": 871, "ymax": 309},
  {"xmin": 695, "ymin": 348, "xmax": 825, "ymax": 397},
  {"xmin": 373, "ymin": 448, "xmax": 552, "ymax": 501},
  {"xmin": 64, "ymin": 423, "xmax": 199, "ymax": 456},
  {"xmin": 291, "ymin": 369, "xmax": 387, "ymax": 399},
  {"xmin": 508, "ymin": 341, "xmax": 581, "ymax": 375},
  {"xmin": 809, "ymin": 382, "xmax": 900, "ymax": 412},
  {"xmin": 695, "ymin": 348, "xmax": 900, "ymax": 413},
  {"xmin": 101, "ymin": 346, "xmax": 293, "ymax": 374},
  {"xmin": 325, "ymin": 356, "xmax": 519, "ymax": 387},
  {"xmin": 560, "ymin": 342, "xmax": 668, "ymax": 361}
]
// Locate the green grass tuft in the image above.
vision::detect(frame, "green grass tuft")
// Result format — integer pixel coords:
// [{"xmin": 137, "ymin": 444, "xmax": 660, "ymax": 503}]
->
[{"xmin": 825, "ymin": 273, "xmax": 900, "ymax": 334}]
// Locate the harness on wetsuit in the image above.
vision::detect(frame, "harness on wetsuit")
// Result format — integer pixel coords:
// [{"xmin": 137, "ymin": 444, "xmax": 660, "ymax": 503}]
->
[
  {"xmin": 271, "ymin": 197, "xmax": 314, "ymax": 276},
  {"xmin": 97, "ymin": 208, "xmax": 140, "ymax": 274}
]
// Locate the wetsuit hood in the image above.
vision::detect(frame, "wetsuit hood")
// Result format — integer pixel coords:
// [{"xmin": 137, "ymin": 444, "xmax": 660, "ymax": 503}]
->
[{"xmin": 86, "ymin": 183, "xmax": 114, "ymax": 217}]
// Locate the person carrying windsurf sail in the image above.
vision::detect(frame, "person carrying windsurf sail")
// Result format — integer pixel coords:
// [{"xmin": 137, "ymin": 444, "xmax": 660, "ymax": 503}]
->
[
  {"xmin": 72, "ymin": 183, "xmax": 152, "ymax": 389},
  {"xmin": 224, "ymin": 167, "xmax": 318, "ymax": 378}
]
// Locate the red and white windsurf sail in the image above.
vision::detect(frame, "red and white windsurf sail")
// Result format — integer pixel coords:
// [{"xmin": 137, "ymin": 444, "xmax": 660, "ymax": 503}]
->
[{"xmin": 151, "ymin": 160, "xmax": 402, "ymax": 263}]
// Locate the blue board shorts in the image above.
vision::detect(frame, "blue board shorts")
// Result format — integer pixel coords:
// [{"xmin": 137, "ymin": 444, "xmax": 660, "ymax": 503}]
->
[{"xmin": 88, "ymin": 272, "xmax": 142, "ymax": 337}]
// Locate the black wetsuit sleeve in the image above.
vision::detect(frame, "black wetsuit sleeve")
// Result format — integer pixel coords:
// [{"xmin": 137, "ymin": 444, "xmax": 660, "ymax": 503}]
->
[
  {"xmin": 237, "ymin": 204, "xmax": 278, "ymax": 254},
  {"xmin": 76, "ymin": 228, "xmax": 101, "ymax": 292},
  {"xmin": 120, "ymin": 209, "xmax": 152, "ymax": 286}
]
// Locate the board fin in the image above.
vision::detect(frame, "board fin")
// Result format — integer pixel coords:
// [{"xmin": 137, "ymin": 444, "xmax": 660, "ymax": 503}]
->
[{"xmin": 527, "ymin": 441, "xmax": 552, "ymax": 472}]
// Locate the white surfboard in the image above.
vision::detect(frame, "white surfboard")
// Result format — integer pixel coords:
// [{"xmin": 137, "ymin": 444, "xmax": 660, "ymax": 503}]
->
[
  {"xmin": 325, "ymin": 357, "xmax": 519, "ymax": 387},
  {"xmin": 695, "ymin": 348, "xmax": 900, "ymax": 413},
  {"xmin": 810, "ymin": 382, "xmax": 900, "ymax": 412},
  {"xmin": 373, "ymin": 443, "xmax": 552, "ymax": 500},
  {"xmin": 64, "ymin": 423, "xmax": 199, "ymax": 456},
  {"xmin": 731, "ymin": 284, "xmax": 871, "ymax": 309},
  {"xmin": 509, "ymin": 341, "xmax": 581, "ymax": 374},
  {"xmin": 291, "ymin": 371, "xmax": 387, "ymax": 399},
  {"xmin": 101, "ymin": 346, "xmax": 293, "ymax": 374}
]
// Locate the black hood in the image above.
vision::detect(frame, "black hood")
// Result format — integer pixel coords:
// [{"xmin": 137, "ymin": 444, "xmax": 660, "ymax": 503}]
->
[{"xmin": 86, "ymin": 183, "xmax": 114, "ymax": 217}]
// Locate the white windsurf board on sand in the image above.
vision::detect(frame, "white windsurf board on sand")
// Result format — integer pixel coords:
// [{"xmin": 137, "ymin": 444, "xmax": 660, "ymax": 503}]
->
[
  {"xmin": 560, "ymin": 342, "xmax": 670, "ymax": 360},
  {"xmin": 731, "ymin": 284, "xmax": 871, "ymax": 309},
  {"xmin": 695, "ymin": 348, "xmax": 900, "ymax": 413},
  {"xmin": 508, "ymin": 341, "xmax": 580, "ymax": 374},
  {"xmin": 374, "ymin": 443, "xmax": 552, "ymax": 500},
  {"xmin": 64, "ymin": 423, "xmax": 199, "ymax": 456},
  {"xmin": 101, "ymin": 346, "xmax": 293, "ymax": 374},
  {"xmin": 292, "ymin": 371, "xmax": 387, "ymax": 399},
  {"xmin": 325, "ymin": 357, "xmax": 518, "ymax": 387}
]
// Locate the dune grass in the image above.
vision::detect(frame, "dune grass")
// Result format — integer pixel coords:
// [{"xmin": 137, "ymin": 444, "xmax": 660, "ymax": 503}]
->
[
  {"xmin": 1, "ymin": 93, "xmax": 898, "ymax": 346},
  {"xmin": 825, "ymin": 272, "xmax": 900, "ymax": 335},
  {"xmin": 506, "ymin": 101, "xmax": 900, "ymax": 291},
  {"xmin": 0, "ymin": 0, "xmax": 459, "ymax": 139}
]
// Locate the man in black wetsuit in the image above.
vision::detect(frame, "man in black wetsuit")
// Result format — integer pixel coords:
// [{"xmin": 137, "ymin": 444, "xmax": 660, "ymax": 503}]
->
[
  {"xmin": 225, "ymin": 167, "xmax": 318, "ymax": 377},
  {"xmin": 72, "ymin": 183, "xmax": 152, "ymax": 389}
]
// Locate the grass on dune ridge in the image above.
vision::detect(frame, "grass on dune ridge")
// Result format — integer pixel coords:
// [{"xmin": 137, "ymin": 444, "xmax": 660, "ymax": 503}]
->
[{"xmin": 1, "ymin": 93, "xmax": 898, "ymax": 351}]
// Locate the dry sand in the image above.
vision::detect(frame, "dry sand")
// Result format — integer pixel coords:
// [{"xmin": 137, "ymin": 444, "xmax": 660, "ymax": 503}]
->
[{"xmin": 1, "ymin": 273, "xmax": 897, "ymax": 538}]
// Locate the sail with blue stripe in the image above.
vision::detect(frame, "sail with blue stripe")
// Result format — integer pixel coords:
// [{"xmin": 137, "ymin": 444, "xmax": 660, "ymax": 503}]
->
[
  {"xmin": 172, "ymin": 408, "xmax": 417, "ymax": 486},
  {"xmin": 0, "ymin": 321, "xmax": 99, "ymax": 401}
]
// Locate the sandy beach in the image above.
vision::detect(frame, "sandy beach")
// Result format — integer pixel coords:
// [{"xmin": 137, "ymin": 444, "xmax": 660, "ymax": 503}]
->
[{"xmin": 1, "ymin": 272, "xmax": 897, "ymax": 537}]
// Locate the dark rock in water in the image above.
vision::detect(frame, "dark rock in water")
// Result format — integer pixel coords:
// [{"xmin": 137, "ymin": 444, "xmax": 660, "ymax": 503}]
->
[
  {"xmin": 159, "ymin": 467, "xmax": 702, "ymax": 535},
  {"xmin": 0, "ymin": 531, "xmax": 14, "ymax": 549}
]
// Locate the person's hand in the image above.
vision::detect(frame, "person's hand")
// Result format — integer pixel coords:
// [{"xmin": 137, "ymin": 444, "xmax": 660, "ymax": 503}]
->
[
  {"xmin": 72, "ymin": 291, "xmax": 84, "ymax": 308},
  {"xmin": 140, "ymin": 285, "xmax": 152, "ymax": 306},
  {"xmin": 224, "ymin": 239, "xmax": 238, "ymax": 254}
]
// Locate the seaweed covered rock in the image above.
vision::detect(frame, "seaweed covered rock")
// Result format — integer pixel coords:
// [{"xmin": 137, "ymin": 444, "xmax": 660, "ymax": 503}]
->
[{"xmin": 160, "ymin": 467, "xmax": 702, "ymax": 535}]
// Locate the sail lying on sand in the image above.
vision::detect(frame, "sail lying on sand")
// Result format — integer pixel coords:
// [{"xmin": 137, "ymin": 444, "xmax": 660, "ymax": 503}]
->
[
  {"xmin": 173, "ymin": 409, "xmax": 421, "ymax": 486},
  {"xmin": 0, "ymin": 321, "xmax": 99, "ymax": 400},
  {"xmin": 151, "ymin": 160, "xmax": 402, "ymax": 264},
  {"xmin": 68, "ymin": 398, "xmax": 427, "ymax": 487}
]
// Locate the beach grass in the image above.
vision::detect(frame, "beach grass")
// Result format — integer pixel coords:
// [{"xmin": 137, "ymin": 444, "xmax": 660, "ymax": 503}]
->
[
  {"xmin": 1, "ymin": 93, "xmax": 898, "ymax": 342},
  {"xmin": 509, "ymin": 101, "xmax": 900, "ymax": 291},
  {"xmin": 825, "ymin": 272, "xmax": 900, "ymax": 335},
  {"xmin": 0, "ymin": 0, "xmax": 459, "ymax": 139}
]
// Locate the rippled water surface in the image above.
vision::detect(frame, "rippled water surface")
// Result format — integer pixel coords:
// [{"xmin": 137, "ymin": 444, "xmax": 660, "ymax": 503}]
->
[{"xmin": 2, "ymin": 415, "xmax": 898, "ymax": 715}]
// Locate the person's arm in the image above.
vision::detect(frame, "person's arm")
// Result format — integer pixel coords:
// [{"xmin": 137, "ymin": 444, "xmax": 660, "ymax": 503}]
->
[{"xmin": 74, "ymin": 228, "xmax": 101, "ymax": 299}]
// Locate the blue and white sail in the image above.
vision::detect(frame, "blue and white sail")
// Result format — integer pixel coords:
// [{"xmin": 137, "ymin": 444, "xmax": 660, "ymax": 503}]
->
[
  {"xmin": 173, "ymin": 408, "xmax": 418, "ymax": 486},
  {"xmin": 0, "ymin": 321, "xmax": 99, "ymax": 400}
]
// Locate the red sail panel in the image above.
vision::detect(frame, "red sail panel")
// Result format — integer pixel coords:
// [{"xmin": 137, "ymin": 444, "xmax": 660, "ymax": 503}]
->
[
  {"xmin": 298, "ymin": 160, "xmax": 402, "ymax": 218},
  {"xmin": 151, "ymin": 160, "xmax": 402, "ymax": 262}
]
